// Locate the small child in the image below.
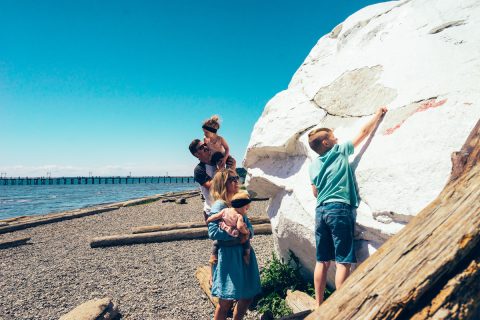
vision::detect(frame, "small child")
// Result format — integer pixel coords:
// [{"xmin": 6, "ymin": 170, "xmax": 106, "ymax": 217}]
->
[
  {"xmin": 206, "ymin": 191, "xmax": 252, "ymax": 265},
  {"xmin": 202, "ymin": 115, "xmax": 236, "ymax": 170}
]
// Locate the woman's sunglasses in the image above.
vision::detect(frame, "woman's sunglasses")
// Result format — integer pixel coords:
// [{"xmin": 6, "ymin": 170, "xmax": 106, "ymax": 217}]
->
[{"xmin": 227, "ymin": 176, "xmax": 240, "ymax": 182}]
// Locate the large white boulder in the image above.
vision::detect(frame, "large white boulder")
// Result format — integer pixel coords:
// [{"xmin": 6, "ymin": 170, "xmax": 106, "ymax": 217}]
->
[{"xmin": 244, "ymin": 0, "xmax": 480, "ymax": 286}]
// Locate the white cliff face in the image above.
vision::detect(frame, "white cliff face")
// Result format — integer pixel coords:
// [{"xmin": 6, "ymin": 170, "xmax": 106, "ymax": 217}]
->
[{"xmin": 244, "ymin": 0, "xmax": 480, "ymax": 284}]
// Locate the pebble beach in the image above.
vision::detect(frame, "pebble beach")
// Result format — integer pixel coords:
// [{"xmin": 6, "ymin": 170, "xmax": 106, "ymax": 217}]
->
[{"xmin": 0, "ymin": 192, "xmax": 273, "ymax": 320}]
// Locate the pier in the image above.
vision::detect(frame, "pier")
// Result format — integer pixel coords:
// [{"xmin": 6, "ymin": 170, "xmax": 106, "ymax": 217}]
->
[{"xmin": 0, "ymin": 176, "xmax": 195, "ymax": 186}]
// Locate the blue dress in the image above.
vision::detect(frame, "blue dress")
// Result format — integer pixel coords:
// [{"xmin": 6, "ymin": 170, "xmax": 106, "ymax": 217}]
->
[{"xmin": 208, "ymin": 200, "xmax": 262, "ymax": 300}]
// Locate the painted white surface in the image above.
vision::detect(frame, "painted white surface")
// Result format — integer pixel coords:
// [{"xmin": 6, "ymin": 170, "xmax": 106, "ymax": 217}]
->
[{"xmin": 244, "ymin": 0, "xmax": 480, "ymax": 286}]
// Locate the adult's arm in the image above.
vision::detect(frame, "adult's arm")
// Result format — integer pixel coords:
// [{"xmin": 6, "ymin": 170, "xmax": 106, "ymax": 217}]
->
[
  {"xmin": 208, "ymin": 201, "xmax": 236, "ymax": 241},
  {"xmin": 352, "ymin": 107, "xmax": 387, "ymax": 148},
  {"xmin": 202, "ymin": 180, "xmax": 212, "ymax": 189},
  {"xmin": 194, "ymin": 163, "xmax": 212, "ymax": 189}
]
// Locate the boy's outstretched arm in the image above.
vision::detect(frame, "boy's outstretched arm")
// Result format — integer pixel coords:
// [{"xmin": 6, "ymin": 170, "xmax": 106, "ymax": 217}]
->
[
  {"xmin": 311, "ymin": 184, "xmax": 318, "ymax": 198},
  {"xmin": 352, "ymin": 107, "xmax": 388, "ymax": 148}
]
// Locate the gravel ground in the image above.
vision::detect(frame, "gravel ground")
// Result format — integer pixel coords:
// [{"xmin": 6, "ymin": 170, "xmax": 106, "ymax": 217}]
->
[{"xmin": 0, "ymin": 193, "xmax": 274, "ymax": 320}]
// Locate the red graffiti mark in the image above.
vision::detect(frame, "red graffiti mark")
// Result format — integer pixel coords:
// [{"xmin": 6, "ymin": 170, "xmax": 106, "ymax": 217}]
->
[
  {"xmin": 385, "ymin": 123, "xmax": 403, "ymax": 135},
  {"xmin": 415, "ymin": 98, "xmax": 447, "ymax": 112},
  {"xmin": 384, "ymin": 98, "xmax": 448, "ymax": 135}
]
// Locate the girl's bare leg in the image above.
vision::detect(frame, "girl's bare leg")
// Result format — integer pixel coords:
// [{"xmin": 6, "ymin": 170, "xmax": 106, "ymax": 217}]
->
[
  {"xmin": 215, "ymin": 299, "xmax": 234, "ymax": 320},
  {"xmin": 233, "ymin": 298, "xmax": 252, "ymax": 320}
]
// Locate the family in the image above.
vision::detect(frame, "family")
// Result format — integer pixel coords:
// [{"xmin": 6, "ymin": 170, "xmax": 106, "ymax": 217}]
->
[{"xmin": 189, "ymin": 108, "xmax": 387, "ymax": 319}]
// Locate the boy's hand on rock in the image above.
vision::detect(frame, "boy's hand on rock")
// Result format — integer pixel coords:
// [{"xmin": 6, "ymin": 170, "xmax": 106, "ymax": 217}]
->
[{"xmin": 377, "ymin": 106, "xmax": 388, "ymax": 117}]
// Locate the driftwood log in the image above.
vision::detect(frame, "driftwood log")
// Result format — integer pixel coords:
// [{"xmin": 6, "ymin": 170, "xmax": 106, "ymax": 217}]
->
[
  {"xmin": 132, "ymin": 216, "xmax": 271, "ymax": 234},
  {"xmin": 0, "ymin": 207, "xmax": 120, "ymax": 235},
  {"xmin": 91, "ymin": 223, "xmax": 272, "ymax": 248},
  {"xmin": 278, "ymin": 310, "xmax": 313, "ymax": 320},
  {"xmin": 0, "ymin": 236, "xmax": 31, "ymax": 249},
  {"xmin": 195, "ymin": 266, "xmax": 218, "ymax": 307},
  {"xmin": 59, "ymin": 297, "xmax": 119, "ymax": 320},
  {"xmin": 0, "ymin": 216, "xmax": 27, "ymax": 223},
  {"xmin": 285, "ymin": 290, "xmax": 316, "ymax": 313},
  {"xmin": 307, "ymin": 120, "xmax": 480, "ymax": 319}
]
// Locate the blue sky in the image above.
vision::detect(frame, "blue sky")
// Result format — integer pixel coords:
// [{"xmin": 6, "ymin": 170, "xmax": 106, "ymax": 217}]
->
[{"xmin": 0, "ymin": 0, "xmax": 388, "ymax": 177}]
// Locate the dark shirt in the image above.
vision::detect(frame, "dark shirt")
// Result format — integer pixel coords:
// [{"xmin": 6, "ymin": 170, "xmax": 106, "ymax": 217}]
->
[{"xmin": 194, "ymin": 162, "xmax": 211, "ymax": 186}]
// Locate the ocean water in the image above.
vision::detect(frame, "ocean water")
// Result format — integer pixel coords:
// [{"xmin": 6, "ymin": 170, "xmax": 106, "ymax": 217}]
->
[{"xmin": 0, "ymin": 183, "xmax": 197, "ymax": 220}]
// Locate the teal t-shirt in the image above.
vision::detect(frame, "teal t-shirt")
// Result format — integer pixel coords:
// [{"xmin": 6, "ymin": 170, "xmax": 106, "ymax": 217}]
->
[{"xmin": 309, "ymin": 141, "xmax": 359, "ymax": 208}]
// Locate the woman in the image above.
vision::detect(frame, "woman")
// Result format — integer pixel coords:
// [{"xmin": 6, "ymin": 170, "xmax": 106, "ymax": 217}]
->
[{"xmin": 208, "ymin": 168, "xmax": 261, "ymax": 320}]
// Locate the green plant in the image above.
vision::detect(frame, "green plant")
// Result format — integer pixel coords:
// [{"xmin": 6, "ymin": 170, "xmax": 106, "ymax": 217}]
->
[
  {"xmin": 257, "ymin": 292, "xmax": 292, "ymax": 318},
  {"xmin": 255, "ymin": 251, "xmax": 315, "ymax": 318}
]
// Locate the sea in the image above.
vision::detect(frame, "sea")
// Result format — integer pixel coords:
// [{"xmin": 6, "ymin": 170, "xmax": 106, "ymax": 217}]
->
[{"xmin": 0, "ymin": 182, "xmax": 197, "ymax": 220}]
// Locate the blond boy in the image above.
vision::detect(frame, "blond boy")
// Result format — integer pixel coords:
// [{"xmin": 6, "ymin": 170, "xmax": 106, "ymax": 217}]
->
[{"xmin": 308, "ymin": 107, "xmax": 387, "ymax": 306}]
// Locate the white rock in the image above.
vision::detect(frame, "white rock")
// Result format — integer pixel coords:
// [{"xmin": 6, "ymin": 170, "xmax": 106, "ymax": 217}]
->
[{"xmin": 244, "ymin": 0, "xmax": 480, "ymax": 287}]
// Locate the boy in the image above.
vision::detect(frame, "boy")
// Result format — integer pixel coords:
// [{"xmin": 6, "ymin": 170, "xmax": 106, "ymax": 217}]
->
[{"xmin": 308, "ymin": 107, "xmax": 387, "ymax": 306}]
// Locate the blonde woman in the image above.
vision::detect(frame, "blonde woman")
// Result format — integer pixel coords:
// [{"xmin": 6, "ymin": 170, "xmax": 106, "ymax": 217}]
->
[{"xmin": 208, "ymin": 168, "xmax": 261, "ymax": 320}]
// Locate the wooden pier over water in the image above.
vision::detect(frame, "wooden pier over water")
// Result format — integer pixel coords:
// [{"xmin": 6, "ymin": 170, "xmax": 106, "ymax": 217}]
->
[{"xmin": 0, "ymin": 176, "xmax": 195, "ymax": 186}]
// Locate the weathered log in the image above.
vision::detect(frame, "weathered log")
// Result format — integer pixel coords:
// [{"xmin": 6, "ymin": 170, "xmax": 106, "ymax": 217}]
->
[
  {"xmin": 0, "ymin": 207, "xmax": 120, "ymax": 235},
  {"xmin": 195, "ymin": 266, "xmax": 219, "ymax": 307},
  {"xmin": 0, "ymin": 216, "xmax": 27, "ymax": 223},
  {"xmin": 132, "ymin": 216, "xmax": 271, "ymax": 234},
  {"xmin": 411, "ymin": 257, "xmax": 480, "ymax": 320},
  {"xmin": 306, "ymin": 120, "xmax": 480, "ymax": 319},
  {"xmin": 175, "ymin": 198, "xmax": 187, "ymax": 204},
  {"xmin": 59, "ymin": 297, "xmax": 119, "ymax": 320},
  {"xmin": 120, "ymin": 190, "xmax": 199, "ymax": 207},
  {"xmin": 92, "ymin": 223, "xmax": 272, "ymax": 248},
  {"xmin": 0, "ymin": 236, "xmax": 31, "ymax": 249},
  {"xmin": 285, "ymin": 290, "xmax": 316, "ymax": 313},
  {"xmin": 278, "ymin": 310, "xmax": 313, "ymax": 320}
]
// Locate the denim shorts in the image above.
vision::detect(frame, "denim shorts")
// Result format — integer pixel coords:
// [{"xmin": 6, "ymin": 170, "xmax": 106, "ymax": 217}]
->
[{"xmin": 315, "ymin": 202, "xmax": 356, "ymax": 264}]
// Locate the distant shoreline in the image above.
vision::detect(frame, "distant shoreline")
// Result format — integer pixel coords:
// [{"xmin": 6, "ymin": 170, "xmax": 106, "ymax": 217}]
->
[{"xmin": 0, "ymin": 184, "xmax": 198, "ymax": 221}]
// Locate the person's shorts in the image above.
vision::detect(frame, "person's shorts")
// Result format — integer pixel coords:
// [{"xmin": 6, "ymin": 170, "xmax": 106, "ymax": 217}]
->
[{"xmin": 315, "ymin": 202, "xmax": 356, "ymax": 264}]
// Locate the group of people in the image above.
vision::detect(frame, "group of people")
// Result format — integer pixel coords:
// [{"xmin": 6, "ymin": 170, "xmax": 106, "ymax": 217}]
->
[
  {"xmin": 189, "ymin": 115, "xmax": 261, "ymax": 320},
  {"xmin": 189, "ymin": 108, "xmax": 387, "ymax": 318}
]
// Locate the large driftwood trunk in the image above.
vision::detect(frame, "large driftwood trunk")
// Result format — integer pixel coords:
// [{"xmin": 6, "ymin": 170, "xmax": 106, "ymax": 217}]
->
[
  {"xmin": 307, "ymin": 121, "xmax": 480, "ymax": 319},
  {"xmin": 0, "ymin": 236, "xmax": 31, "ymax": 249},
  {"xmin": 285, "ymin": 290, "xmax": 316, "ymax": 314},
  {"xmin": 91, "ymin": 224, "xmax": 272, "ymax": 248},
  {"xmin": 195, "ymin": 266, "xmax": 218, "ymax": 307},
  {"xmin": 132, "ymin": 216, "xmax": 270, "ymax": 234}
]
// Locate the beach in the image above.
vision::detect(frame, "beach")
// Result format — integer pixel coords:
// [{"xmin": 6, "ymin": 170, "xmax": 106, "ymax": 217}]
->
[{"xmin": 0, "ymin": 192, "xmax": 273, "ymax": 319}]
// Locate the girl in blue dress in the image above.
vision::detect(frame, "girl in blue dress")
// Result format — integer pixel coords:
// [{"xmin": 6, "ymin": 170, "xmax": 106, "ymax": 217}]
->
[{"xmin": 207, "ymin": 168, "xmax": 261, "ymax": 320}]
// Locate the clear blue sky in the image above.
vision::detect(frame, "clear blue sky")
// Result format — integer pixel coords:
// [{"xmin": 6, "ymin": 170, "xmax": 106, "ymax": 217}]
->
[{"xmin": 0, "ymin": 0, "xmax": 388, "ymax": 177}]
